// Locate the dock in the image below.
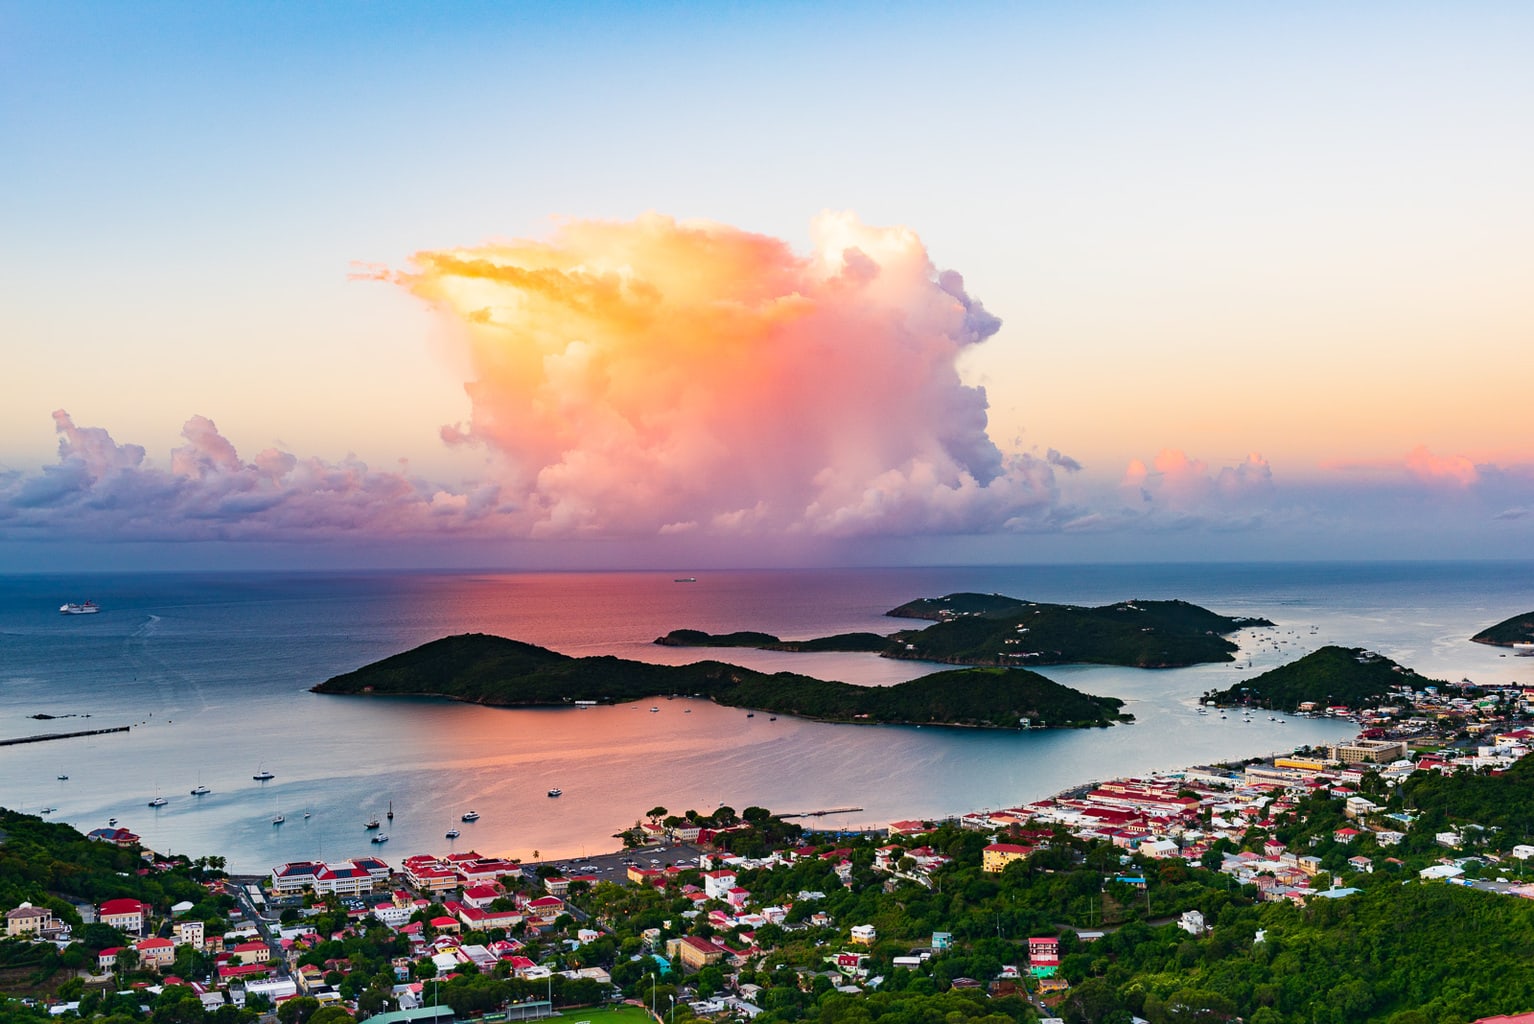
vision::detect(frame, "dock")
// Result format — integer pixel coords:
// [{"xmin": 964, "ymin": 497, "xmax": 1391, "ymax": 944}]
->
[
  {"xmin": 779, "ymin": 806, "xmax": 864, "ymax": 818},
  {"xmin": 0, "ymin": 725, "xmax": 130, "ymax": 747}
]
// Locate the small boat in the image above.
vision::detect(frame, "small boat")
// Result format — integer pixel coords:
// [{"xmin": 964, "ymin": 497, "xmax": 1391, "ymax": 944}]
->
[
  {"xmin": 769, "ymin": 716, "xmax": 777, "ymax": 721},
  {"xmin": 364, "ymin": 818, "xmax": 381, "ymax": 830},
  {"xmin": 684, "ymin": 709, "xmax": 692, "ymax": 713},
  {"xmin": 148, "ymin": 795, "xmax": 167, "ymax": 807},
  {"xmin": 40, "ymin": 806, "xmax": 57, "ymax": 814},
  {"xmin": 445, "ymin": 828, "xmax": 460, "ymax": 839},
  {"xmin": 386, "ymin": 801, "xmax": 394, "ymax": 821},
  {"xmin": 59, "ymin": 601, "xmax": 100, "ymax": 615},
  {"xmin": 191, "ymin": 785, "xmax": 210, "ymax": 796},
  {"xmin": 650, "ymin": 707, "xmax": 659, "ymax": 713},
  {"xmin": 303, "ymin": 808, "xmax": 311, "ymax": 819},
  {"xmin": 462, "ymin": 810, "xmax": 480, "ymax": 821},
  {"xmin": 107, "ymin": 817, "xmax": 117, "ymax": 826},
  {"xmin": 57, "ymin": 774, "xmax": 69, "ymax": 780},
  {"xmin": 547, "ymin": 788, "xmax": 562, "ymax": 798},
  {"xmin": 252, "ymin": 767, "xmax": 275, "ymax": 781},
  {"xmin": 673, "ymin": 577, "xmax": 697, "ymax": 583},
  {"xmin": 371, "ymin": 833, "xmax": 389, "ymax": 844},
  {"xmin": 272, "ymin": 814, "xmax": 284, "ymax": 825},
  {"xmin": 746, "ymin": 712, "xmax": 754, "ymax": 718}
]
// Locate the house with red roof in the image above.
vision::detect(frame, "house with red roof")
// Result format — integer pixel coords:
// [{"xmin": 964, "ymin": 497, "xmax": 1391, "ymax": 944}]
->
[
  {"xmin": 87, "ymin": 827, "xmax": 141, "ymax": 847},
  {"xmin": 702, "ymin": 869, "xmax": 737, "ymax": 899},
  {"xmin": 134, "ymin": 936, "xmax": 176, "ymax": 969},
  {"xmin": 982, "ymin": 843, "xmax": 1034, "ymax": 873},
  {"xmin": 99, "ymin": 898, "xmax": 149, "ymax": 935}
]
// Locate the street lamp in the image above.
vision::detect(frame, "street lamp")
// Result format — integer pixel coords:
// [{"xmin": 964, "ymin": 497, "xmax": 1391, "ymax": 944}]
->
[
  {"xmin": 649, "ymin": 973, "xmax": 657, "ymax": 1018},
  {"xmin": 668, "ymin": 993, "xmax": 675, "ymax": 1024}
]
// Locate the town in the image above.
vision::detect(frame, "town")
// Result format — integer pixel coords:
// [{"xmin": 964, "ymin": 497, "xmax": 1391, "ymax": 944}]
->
[{"xmin": 5, "ymin": 674, "xmax": 1534, "ymax": 1024}]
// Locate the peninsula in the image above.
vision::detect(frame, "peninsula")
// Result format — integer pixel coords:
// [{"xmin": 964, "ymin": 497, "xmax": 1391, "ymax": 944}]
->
[
  {"xmin": 1471, "ymin": 610, "xmax": 1534, "ymax": 647},
  {"xmin": 312, "ymin": 633, "xmax": 1130, "ymax": 729},
  {"xmin": 657, "ymin": 593, "xmax": 1271, "ymax": 668},
  {"xmin": 1202, "ymin": 644, "xmax": 1437, "ymax": 712}
]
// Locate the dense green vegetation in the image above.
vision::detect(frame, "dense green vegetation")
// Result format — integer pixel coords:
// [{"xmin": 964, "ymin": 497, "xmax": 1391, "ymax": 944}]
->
[
  {"xmin": 658, "ymin": 595, "xmax": 1271, "ymax": 669},
  {"xmin": 655, "ymin": 630, "xmax": 890, "ymax": 652},
  {"xmin": 313, "ymin": 634, "xmax": 1129, "ymax": 728},
  {"xmin": 1203, "ymin": 645, "xmax": 1434, "ymax": 712},
  {"xmin": 1471, "ymin": 610, "xmax": 1534, "ymax": 646},
  {"xmin": 1398, "ymin": 748, "xmax": 1534, "ymax": 848},
  {"xmin": 888, "ymin": 597, "xmax": 1268, "ymax": 668},
  {"xmin": 0, "ymin": 810, "xmax": 226, "ymax": 928}
]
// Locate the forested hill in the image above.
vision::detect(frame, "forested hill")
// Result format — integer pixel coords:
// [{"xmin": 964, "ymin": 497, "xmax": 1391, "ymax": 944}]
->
[
  {"xmin": 1203, "ymin": 645, "xmax": 1434, "ymax": 711},
  {"xmin": 312, "ymin": 634, "xmax": 1129, "ymax": 729},
  {"xmin": 1471, "ymin": 610, "xmax": 1534, "ymax": 646},
  {"xmin": 660, "ymin": 595, "xmax": 1272, "ymax": 669}
]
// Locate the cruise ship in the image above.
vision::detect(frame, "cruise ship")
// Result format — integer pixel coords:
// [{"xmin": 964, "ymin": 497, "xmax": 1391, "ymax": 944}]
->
[{"xmin": 60, "ymin": 601, "xmax": 100, "ymax": 615}]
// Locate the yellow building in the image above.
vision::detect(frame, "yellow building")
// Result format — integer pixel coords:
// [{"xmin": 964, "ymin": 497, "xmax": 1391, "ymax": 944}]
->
[{"xmin": 982, "ymin": 843, "xmax": 1034, "ymax": 873}]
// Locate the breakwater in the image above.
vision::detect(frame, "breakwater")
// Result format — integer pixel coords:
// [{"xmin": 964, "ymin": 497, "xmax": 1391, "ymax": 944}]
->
[{"xmin": 0, "ymin": 725, "xmax": 130, "ymax": 746}]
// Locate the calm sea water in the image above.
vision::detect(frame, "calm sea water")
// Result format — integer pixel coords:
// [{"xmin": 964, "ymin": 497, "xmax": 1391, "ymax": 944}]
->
[{"xmin": 1, "ymin": 563, "xmax": 1530, "ymax": 873}]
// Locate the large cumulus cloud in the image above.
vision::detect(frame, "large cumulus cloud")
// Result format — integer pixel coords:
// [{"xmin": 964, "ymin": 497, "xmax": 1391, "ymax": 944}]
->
[{"xmin": 396, "ymin": 212, "xmax": 1065, "ymax": 538}]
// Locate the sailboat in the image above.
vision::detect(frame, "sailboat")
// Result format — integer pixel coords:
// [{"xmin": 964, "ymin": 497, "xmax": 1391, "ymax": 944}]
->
[
  {"xmin": 272, "ymin": 795, "xmax": 285, "ymax": 825},
  {"xmin": 386, "ymin": 800, "xmax": 394, "ymax": 821},
  {"xmin": 148, "ymin": 786, "xmax": 167, "ymax": 807}
]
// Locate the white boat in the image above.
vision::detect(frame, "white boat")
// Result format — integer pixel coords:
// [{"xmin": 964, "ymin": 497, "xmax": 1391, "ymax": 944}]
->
[
  {"xmin": 57, "ymin": 774, "xmax": 69, "ymax": 780},
  {"xmin": 148, "ymin": 795, "xmax": 167, "ymax": 807},
  {"xmin": 252, "ymin": 767, "xmax": 275, "ymax": 781},
  {"xmin": 60, "ymin": 601, "xmax": 100, "ymax": 615},
  {"xmin": 191, "ymin": 785, "xmax": 210, "ymax": 796},
  {"xmin": 461, "ymin": 810, "xmax": 480, "ymax": 821},
  {"xmin": 445, "ymin": 828, "xmax": 461, "ymax": 839},
  {"xmin": 272, "ymin": 814, "xmax": 284, "ymax": 825},
  {"xmin": 547, "ymin": 788, "xmax": 562, "ymax": 798},
  {"xmin": 650, "ymin": 707, "xmax": 659, "ymax": 713},
  {"xmin": 371, "ymin": 833, "xmax": 389, "ymax": 844}
]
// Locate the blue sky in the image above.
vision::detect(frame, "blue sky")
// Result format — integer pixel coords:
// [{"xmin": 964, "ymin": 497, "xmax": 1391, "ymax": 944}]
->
[{"xmin": 3, "ymin": 2, "xmax": 1532, "ymax": 569}]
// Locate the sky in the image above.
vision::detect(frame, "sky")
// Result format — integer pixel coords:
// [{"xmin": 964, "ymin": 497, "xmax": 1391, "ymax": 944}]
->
[{"xmin": 2, "ymin": 1, "xmax": 1532, "ymax": 571}]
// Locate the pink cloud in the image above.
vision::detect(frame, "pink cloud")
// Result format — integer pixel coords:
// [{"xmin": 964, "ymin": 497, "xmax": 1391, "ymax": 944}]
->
[
  {"xmin": 1403, "ymin": 445, "xmax": 1480, "ymax": 487},
  {"xmin": 397, "ymin": 212, "xmax": 1072, "ymax": 538}
]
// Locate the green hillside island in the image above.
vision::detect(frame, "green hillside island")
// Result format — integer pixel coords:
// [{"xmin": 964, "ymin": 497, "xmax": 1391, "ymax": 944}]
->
[
  {"xmin": 1471, "ymin": 609, "xmax": 1534, "ymax": 647},
  {"xmin": 310, "ymin": 633, "xmax": 1131, "ymax": 729},
  {"xmin": 657, "ymin": 594, "xmax": 1272, "ymax": 669},
  {"xmin": 1203, "ymin": 645, "xmax": 1441, "ymax": 712}
]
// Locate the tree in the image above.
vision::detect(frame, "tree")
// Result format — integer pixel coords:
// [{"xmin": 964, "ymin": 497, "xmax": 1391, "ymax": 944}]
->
[
  {"xmin": 648, "ymin": 807, "xmax": 669, "ymax": 822},
  {"xmin": 277, "ymin": 996, "xmax": 320, "ymax": 1024}
]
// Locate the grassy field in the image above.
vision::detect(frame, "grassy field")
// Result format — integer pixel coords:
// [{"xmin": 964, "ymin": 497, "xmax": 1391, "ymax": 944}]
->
[{"xmin": 556, "ymin": 1007, "xmax": 656, "ymax": 1024}]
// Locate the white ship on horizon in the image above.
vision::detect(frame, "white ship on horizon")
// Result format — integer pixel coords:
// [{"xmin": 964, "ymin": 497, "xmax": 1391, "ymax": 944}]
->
[{"xmin": 60, "ymin": 601, "xmax": 100, "ymax": 615}]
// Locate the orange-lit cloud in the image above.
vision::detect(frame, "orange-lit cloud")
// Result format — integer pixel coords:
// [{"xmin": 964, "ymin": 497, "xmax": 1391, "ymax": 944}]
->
[
  {"xmin": 1123, "ymin": 449, "xmax": 1272, "ymax": 508},
  {"xmin": 397, "ymin": 212, "xmax": 1065, "ymax": 537},
  {"xmin": 1404, "ymin": 444, "xmax": 1480, "ymax": 487}
]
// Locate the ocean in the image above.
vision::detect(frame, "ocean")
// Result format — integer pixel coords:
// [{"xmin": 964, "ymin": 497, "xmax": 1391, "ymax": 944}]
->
[{"xmin": 1, "ymin": 562, "xmax": 1530, "ymax": 873}]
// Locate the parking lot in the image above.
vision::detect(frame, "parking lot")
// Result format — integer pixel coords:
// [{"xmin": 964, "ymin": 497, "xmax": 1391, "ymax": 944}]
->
[{"xmin": 526, "ymin": 842, "xmax": 707, "ymax": 883}]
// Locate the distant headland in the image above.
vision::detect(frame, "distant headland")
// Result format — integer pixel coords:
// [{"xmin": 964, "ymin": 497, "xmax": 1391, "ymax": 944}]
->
[
  {"xmin": 657, "ymin": 592, "xmax": 1271, "ymax": 669},
  {"xmin": 311, "ymin": 633, "xmax": 1131, "ymax": 730},
  {"xmin": 1202, "ymin": 644, "xmax": 1441, "ymax": 712},
  {"xmin": 1471, "ymin": 610, "xmax": 1534, "ymax": 648}
]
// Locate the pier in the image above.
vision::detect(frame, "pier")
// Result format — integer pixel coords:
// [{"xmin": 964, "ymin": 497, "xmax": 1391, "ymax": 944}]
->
[
  {"xmin": 778, "ymin": 806, "xmax": 864, "ymax": 818},
  {"xmin": 0, "ymin": 725, "xmax": 130, "ymax": 747}
]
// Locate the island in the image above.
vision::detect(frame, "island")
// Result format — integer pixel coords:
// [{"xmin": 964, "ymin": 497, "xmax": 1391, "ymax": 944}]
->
[
  {"xmin": 657, "ymin": 593, "xmax": 1272, "ymax": 669},
  {"xmin": 1201, "ymin": 644, "xmax": 1437, "ymax": 712},
  {"xmin": 311, "ymin": 633, "xmax": 1131, "ymax": 729},
  {"xmin": 1471, "ymin": 610, "xmax": 1534, "ymax": 647}
]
